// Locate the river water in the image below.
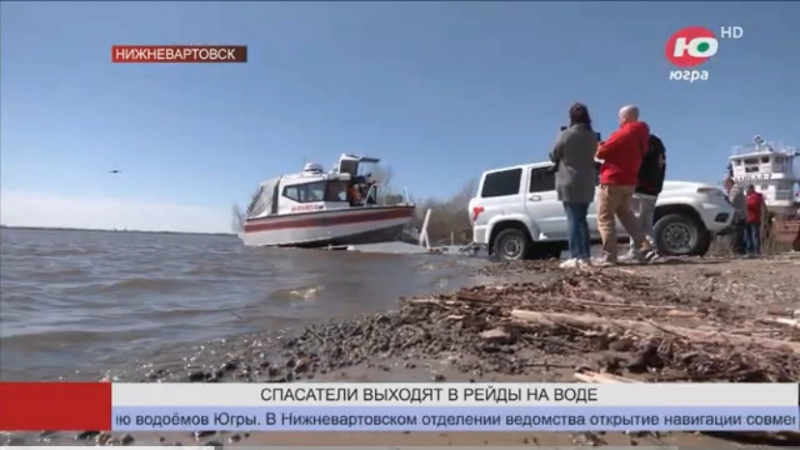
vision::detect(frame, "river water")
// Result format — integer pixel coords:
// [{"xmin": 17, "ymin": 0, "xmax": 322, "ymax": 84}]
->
[{"xmin": 0, "ymin": 228, "xmax": 482, "ymax": 381}]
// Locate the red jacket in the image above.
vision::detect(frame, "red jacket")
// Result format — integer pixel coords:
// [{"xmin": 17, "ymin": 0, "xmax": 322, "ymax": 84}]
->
[
  {"xmin": 745, "ymin": 192, "xmax": 764, "ymax": 223},
  {"xmin": 596, "ymin": 121, "xmax": 650, "ymax": 186}
]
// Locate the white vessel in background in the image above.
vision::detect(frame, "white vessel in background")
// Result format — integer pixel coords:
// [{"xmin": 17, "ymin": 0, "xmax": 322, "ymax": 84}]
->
[
  {"xmin": 238, "ymin": 154, "xmax": 415, "ymax": 248},
  {"xmin": 728, "ymin": 135, "xmax": 799, "ymax": 217}
]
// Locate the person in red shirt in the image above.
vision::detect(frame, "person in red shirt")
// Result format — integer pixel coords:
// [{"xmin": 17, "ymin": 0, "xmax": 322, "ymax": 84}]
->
[
  {"xmin": 594, "ymin": 105, "xmax": 656, "ymax": 265},
  {"xmin": 346, "ymin": 181, "xmax": 361, "ymax": 206},
  {"xmin": 744, "ymin": 184, "xmax": 766, "ymax": 256}
]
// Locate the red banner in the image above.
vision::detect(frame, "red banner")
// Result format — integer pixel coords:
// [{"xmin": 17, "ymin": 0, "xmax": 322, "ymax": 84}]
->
[{"xmin": 0, "ymin": 382, "xmax": 111, "ymax": 430}]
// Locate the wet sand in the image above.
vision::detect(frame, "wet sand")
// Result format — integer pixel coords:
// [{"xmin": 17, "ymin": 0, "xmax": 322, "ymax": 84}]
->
[{"xmin": 6, "ymin": 254, "xmax": 800, "ymax": 447}]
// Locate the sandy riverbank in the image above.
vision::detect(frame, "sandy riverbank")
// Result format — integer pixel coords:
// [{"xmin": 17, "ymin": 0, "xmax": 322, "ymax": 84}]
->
[{"xmin": 6, "ymin": 254, "xmax": 800, "ymax": 447}]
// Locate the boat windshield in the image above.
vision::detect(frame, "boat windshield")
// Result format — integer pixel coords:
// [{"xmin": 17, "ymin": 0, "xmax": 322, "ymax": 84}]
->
[
  {"xmin": 246, "ymin": 177, "xmax": 281, "ymax": 218},
  {"xmin": 283, "ymin": 180, "xmax": 349, "ymax": 203},
  {"xmin": 246, "ymin": 186, "xmax": 266, "ymax": 216}
]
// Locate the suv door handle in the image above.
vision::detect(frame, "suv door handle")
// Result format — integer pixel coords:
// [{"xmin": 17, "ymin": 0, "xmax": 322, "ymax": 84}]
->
[{"xmin": 528, "ymin": 195, "xmax": 542, "ymax": 201}]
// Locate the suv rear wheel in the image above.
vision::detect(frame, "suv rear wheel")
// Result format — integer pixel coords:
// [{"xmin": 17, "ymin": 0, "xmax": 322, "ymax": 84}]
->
[
  {"xmin": 653, "ymin": 213, "xmax": 710, "ymax": 256},
  {"xmin": 492, "ymin": 228, "xmax": 531, "ymax": 261}
]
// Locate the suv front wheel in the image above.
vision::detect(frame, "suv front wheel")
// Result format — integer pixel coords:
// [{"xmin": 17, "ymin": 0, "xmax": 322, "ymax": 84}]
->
[
  {"xmin": 492, "ymin": 228, "xmax": 531, "ymax": 261},
  {"xmin": 653, "ymin": 213, "xmax": 710, "ymax": 256}
]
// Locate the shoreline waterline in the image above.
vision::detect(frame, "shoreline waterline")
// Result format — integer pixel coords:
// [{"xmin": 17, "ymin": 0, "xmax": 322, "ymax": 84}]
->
[
  {"xmin": 0, "ymin": 228, "xmax": 484, "ymax": 381},
  {"xmin": 4, "ymin": 255, "xmax": 800, "ymax": 447}
]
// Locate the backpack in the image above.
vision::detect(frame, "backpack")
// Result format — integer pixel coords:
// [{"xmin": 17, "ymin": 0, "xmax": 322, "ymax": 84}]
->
[
  {"xmin": 636, "ymin": 135, "xmax": 667, "ymax": 195},
  {"xmin": 648, "ymin": 135, "xmax": 666, "ymax": 157}
]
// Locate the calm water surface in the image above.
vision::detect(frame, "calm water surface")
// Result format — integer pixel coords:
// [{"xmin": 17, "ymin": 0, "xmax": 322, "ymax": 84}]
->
[{"xmin": 0, "ymin": 229, "xmax": 482, "ymax": 381}]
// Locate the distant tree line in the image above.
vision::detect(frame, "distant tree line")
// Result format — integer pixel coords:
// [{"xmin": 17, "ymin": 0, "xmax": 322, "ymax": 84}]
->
[{"xmin": 374, "ymin": 165, "xmax": 476, "ymax": 245}]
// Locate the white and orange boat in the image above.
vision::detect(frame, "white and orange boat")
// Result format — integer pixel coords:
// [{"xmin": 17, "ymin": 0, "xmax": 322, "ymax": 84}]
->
[{"xmin": 238, "ymin": 154, "xmax": 415, "ymax": 248}]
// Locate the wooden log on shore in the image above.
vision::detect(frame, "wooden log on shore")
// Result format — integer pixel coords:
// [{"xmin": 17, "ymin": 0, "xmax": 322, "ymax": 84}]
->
[
  {"xmin": 574, "ymin": 371, "xmax": 636, "ymax": 383},
  {"xmin": 557, "ymin": 295, "xmax": 680, "ymax": 311},
  {"xmin": 757, "ymin": 317, "xmax": 800, "ymax": 329},
  {"xmin": 510, "ymin": 309, "xmax": 800, "ymax": 354}
]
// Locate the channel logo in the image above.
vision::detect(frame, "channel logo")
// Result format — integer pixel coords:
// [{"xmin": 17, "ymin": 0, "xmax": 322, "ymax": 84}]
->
[{"xmin": 664, "ymin": 25, "xmax": 743, "ymax": 82}]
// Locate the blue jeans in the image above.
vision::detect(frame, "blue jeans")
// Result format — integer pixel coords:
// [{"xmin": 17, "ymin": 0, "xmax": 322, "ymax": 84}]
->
[
  {"xmin": 563, "ymin": 202, "xmax": 591, "ymax": 260},
  {"xmin": 744, "ymin": 222, "xmax": 761, "ymax": 255}
]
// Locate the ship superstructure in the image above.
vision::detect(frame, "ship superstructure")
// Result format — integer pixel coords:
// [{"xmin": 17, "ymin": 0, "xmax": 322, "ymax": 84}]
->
[{"xmin": 728, "ymin": 136, "xmax": 799, "ymax": 217}]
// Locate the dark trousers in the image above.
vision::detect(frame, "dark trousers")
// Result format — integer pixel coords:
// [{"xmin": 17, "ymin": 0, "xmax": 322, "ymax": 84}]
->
[
  {"xmin": 744, "ymin": 222, "xmax": 761, "ymax": 255},
  {"xmin": 732, "ymin": 220, "xmax": 745, "ymax": 254},
  {"xmin": 563, "ymin": 202, "xmax": 591, "ymax": 260}
]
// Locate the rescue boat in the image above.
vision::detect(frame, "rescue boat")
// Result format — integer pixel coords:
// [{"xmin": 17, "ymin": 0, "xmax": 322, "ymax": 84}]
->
[{"xmin": 237, "ymin": 154, "xmax": 415, "ymax": 248}]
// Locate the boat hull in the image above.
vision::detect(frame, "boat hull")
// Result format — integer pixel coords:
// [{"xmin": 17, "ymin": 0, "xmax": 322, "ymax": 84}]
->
[{"xmin": 238, "ymin": 206, "xmax": 415, "ymax": 248}]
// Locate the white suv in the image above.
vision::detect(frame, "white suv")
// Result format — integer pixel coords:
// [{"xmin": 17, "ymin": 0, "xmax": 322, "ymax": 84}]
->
[{"xmin": 469, "ymin": 161, "xmax": 735, "ymax": 260}]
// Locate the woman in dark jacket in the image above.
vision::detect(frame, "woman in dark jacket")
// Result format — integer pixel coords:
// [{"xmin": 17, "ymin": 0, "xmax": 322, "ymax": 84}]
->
[{"xmin": 550, "ymin": 103, "xmax": 598, "ymax": 268}]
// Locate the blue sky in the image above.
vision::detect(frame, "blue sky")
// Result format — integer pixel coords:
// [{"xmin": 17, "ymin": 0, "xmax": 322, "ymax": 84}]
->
[{"xmin": 1, "ymin": 1, "xmax": 798, "ymax": 232}]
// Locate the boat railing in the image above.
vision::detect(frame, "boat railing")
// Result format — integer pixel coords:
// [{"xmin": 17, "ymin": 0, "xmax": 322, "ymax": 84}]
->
[
  {"xmin": 361, "ymin": 183, "xmax": 413, "ymax": 207},
  {"xmin": 732, "ymin": 142, "xmax": 798, "ymax": 157},
  {"xmin": 364, "ymin": 183, "xmax": 379, "ymax": 206}
]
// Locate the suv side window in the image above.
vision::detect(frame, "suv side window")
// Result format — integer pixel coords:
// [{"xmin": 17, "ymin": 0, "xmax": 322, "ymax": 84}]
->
[
  {"xmin": 481, "ymin": 168, "xmax": 522, "ymax": 198},
  {"xmin": 529, "ymin": 167, "xmax": 556, "ymax": 193}
]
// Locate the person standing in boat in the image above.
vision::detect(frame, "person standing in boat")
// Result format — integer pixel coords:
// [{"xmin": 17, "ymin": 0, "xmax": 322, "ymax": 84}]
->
[
  {"xmin": 347, "ymin": 180, "xmax": 361, "ymax": 206},
  {"xmin": 550, "ymin": 102, "xmax": 598, "ymax": 269}
]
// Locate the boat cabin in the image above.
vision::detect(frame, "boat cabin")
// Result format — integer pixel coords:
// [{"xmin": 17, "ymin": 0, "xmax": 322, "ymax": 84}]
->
[
  {"xmin": 245, "ymin": 154, "xmax": 385, "ymax": 220},
  {"xmin": 729, "ymin": 137, "xmax": 799, "ymax": 216}
]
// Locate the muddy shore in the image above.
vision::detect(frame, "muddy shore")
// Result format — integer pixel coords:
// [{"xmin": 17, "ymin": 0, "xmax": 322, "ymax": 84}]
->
[{"xmin": 5, "ymin": 254, "xmax": 800, "ymax": 447}]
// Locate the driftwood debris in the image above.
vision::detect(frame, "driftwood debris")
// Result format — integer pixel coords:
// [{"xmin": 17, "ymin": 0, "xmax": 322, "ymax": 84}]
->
[
  {"xmin": 558, "ymin": 296, "xmax": 679, "ymax": 311},
  {"xmin": 574, "ymin": 370, "xmax": 636, "ymax": 384},
  {"xmin": 454, "ymin": 293, "xmax": 496, "ymax": 304},
  {"xmin": 407, "ymin": 298, "xmax": 443, "ymax": 306},
  {"xmin": 757, "ymin": 317, "xmax": 800, "ymax": 329},
  {"xmin": 511, "ymin": 309, "xmax": 800, "ymax": 355},
  {"xmin": 766, "ymin": 307, "xmax": 790, "ymax": 316},
  {"xmin": 664, "ymin": 309, "xmax": 696, "ymax": 318},
  {"xmin": 402, "ymin": 267, "xmax": 799, "ymax": 383}
]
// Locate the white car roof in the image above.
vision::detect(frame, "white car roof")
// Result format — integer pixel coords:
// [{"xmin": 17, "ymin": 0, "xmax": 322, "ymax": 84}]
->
[{"xmin": 481, "ymin": 161, "xmax": 554, "ymax": 176}]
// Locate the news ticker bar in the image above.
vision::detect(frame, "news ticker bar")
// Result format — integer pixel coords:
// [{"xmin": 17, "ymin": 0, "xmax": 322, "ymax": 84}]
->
[
  {"xmin": 2, "ymin": 382, "xmax": 799, "ymax": 431},
  {"xmin": 113, "ymin": 406, "xmax": 798, "ymax": 432},
  {"xmin": 111, "ymin": 45, "xmax": 247, "ymax": 63}
]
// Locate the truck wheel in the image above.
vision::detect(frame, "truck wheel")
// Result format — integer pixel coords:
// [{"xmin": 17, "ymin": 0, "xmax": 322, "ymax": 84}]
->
[
  {"xmin": 653, "ymin": 213, "xmax": 708, "ymax": 256},
  {"xmin": 492, "ymin": 228, "xmax": 531, "ymax": 261},
  {"xmin": 693, "ymin": 231, "xmax": 712, "ymax": 256}
]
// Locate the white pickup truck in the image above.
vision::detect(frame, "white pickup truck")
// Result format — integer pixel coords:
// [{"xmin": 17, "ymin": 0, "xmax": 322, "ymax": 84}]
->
[{"xmin": 468, "ymin": 161, "xmax": 735, "ymax": 260}]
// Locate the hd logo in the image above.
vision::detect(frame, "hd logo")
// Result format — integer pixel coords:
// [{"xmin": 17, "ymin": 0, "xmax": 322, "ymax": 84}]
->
[{"xmin": 665, "ymin": 25, "xmax": 744, "ymax": 82}]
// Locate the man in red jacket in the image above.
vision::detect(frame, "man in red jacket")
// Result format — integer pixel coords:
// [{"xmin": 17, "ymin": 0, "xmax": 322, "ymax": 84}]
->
[
  {"xmin": 594, "ymin": 105, "xmax": 655, "ymax": 265},
  {"xmin": 744, "ymin": 184, "xmax": 766, "ymax": 256}
]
